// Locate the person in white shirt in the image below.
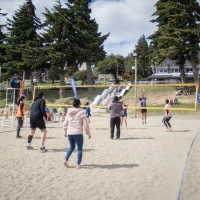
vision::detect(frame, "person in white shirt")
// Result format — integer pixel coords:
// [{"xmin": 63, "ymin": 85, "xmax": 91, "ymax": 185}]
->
[{"xmin": 162, "ymin": 99, "xmax": 173, "ymax": 132}]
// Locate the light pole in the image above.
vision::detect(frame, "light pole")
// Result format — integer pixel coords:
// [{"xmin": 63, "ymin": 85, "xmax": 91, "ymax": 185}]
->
[{"xmin": 132, "ymin": 53, "xmax": 137, "ymax": 118}]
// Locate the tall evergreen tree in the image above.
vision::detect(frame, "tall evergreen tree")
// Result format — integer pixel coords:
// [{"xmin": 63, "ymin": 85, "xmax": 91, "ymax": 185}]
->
[
  {"xmin": 66, "ymin": 0, "xmax": 109, "ymax": 89},
  {"xmin": 148, "ymin": 0, "xmax": 200, "ymax": 83},
  {"xmin": 0, "ymin": 8, "xmax": 7, "ymax": 44},
  {"xmin": 4, "ymin": 0, "xmax": 41, "ymax": 79},
  {"xmin": 135, "ymin": 35, "xmax": 151, "ymax": 79},
  {"xmin": 41, "ymin": 0, "xmax": 75, "ymax": 98},
  {"xmin": 0, "ymin": 9, "xmax": 7, "ymax": 70}
]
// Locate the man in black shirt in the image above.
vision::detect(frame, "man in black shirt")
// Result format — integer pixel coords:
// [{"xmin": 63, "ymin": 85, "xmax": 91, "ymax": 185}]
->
[{"xmin": 26, "ymin": 92, "xmax": 48, "ymax": 152}]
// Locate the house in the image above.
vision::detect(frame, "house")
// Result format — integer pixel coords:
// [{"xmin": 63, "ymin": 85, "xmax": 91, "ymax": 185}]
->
[{"xmin": 148, "ymin": 58, "xmax": 195, "ymax": 83}]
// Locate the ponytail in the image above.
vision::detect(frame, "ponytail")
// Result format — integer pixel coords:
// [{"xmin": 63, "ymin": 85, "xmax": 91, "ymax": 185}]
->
[{"xmin": 17, "ymin": 95, "xmax": 26, "ymax": 106}]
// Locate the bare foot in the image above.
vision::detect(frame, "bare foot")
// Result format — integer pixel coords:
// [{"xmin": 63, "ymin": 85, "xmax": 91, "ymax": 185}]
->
[
  {"xmin": 170, "ymin": 128, "xmax": 173, "ymax": 132},
  {"xmin": 77, "ymin": 165, "xmax": 82, "ymax": 169},
  {"xmin": 63, "ymin": 160, "xmax": 68, "ymax": 167}
]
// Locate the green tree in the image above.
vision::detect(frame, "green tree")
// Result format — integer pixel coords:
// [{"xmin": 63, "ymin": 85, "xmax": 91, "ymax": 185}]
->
[
  {"xmin": 66, "ymin": 0, "xmax": 109, "ymax": 90},
  {"xmin": 65, "ymin": 65, "xmax": 79, "ymax": 78},
  {"xmin": 123, "ymin": 55, "xmax": 135, "ymax": 76},
  {"xmin": 94, "ymin": 54, "xmax": 125, "ymax": 80},
  {"xmin": 48, "ymin": 65, "xmax": 61, "ymax": 84},
  {"xmin": 4, "ymin": 0, "xmax": 41, "ymax": 80},
  {"xmin": 42, "ymin": 0, "xmax": 75, "ymax": 98},
  {"xmin": 0, "ymin": 9, "xmax": 8, "ymax": 79},
  {"xmin": 135, "ymin": 35, "xmax": 151, "ymax": 79},
  {"xmin": 148, "ymin": 0, "xmax": 200, "ymax": 83},
  {"xmin": 73, "ymin": 70, "xmax": 87, "ymax": 82}
]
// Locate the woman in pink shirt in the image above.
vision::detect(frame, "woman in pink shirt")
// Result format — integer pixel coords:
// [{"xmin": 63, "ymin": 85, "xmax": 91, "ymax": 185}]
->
[{"xmin": 63, "ymin": 98, "xmax": 91, "ymax": 169}]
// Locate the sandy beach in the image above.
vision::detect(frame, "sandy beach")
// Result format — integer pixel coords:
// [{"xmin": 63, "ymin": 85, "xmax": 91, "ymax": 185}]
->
[{"xmin": 0, "ymin": 114, "xmax": 200, "ymax": 200}]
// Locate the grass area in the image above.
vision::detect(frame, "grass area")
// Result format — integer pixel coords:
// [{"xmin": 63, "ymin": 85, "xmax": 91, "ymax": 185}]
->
[
  {"xmin": 35, "ymin": 87, "xmax": 105, "ymax": 108},
  {"xmin": 122, "ymin": 85, "xmax": 199, "ymax": 116},
  {"xmin": 0, "ymin": 83, "xmax": 199, "ymax": 117}
]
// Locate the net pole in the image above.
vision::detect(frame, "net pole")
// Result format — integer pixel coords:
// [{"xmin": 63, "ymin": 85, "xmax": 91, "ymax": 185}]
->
[
  {"xmin": 134, "ymin": 58, "xmax": 137, "ymax": 118},
  {"xmin": 33, "ymin": 86, "xmax": 36, "ymax": 101},
  {"xmin": 195, "ymin": 84, "xmax": 199, "ymax": 110},
  {"xmin": 21, "ymin": 71, "xmax": 25, "ymax": 95}
]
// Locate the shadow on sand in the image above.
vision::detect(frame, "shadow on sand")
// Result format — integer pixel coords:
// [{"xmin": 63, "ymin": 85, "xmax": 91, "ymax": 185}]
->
[
  {"xmin": 120, "ymin": 137, "xmax": 155, "ymax": 140},
  {"xmin": 82, "ymin": 163, "xmax": 139, "ymax": 169},
  {"xmin": 48, "ymin": 148, "xmax": 94, "ymax": 153},
  {"xmin": 171, "ymin": 130, "xmax": 191, "ymax": 132},
  {"xmin": 34, "ymin": 137, "xmax": 55, "ymax": 139}
]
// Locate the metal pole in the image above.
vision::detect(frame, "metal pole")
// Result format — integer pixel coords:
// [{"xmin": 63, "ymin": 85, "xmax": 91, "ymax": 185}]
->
[
  {"xmin": 104, "ymin": 67, "xmax": 106, "ymax": 85},
  {"xmin": 134, "ymin": 57, "xmax": 137, "ymax": 118},
  {"xmin": 21, "ymin": 71, "xmax": 25, "ymax": 95}
]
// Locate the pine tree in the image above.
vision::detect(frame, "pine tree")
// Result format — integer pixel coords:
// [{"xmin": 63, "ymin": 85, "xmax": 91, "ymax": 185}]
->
[
  {"xmin": 135, "ymin": 35, "xmax": 151, "ymax": 79},
  {"xmin": 0, "ymin": 9, "xmax": 7, "ymax": 69},
  {"xmin": 41, "ymin": 0, "xmax": 76, "ymax": 98},
  {"xmin": 148, "ymin": 0, "xmax": 200, "ymax": 83},
  {"xmin": 4, "ymin": 0, "xmax": 41, "ymax": 79},
  {"xmin": 66, "ymin": 0, "xmax": 109, "ymax": 89}
]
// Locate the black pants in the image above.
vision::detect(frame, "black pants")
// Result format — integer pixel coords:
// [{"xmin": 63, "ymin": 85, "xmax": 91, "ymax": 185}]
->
[
  {"xmin": 11, "ymin": 89, "xmax": 19, "ymax": 104},
  {"xmin": 110, "ymin": 117, "xmax": 120, "ymax": 139},
  {"xmin": 162, "ymin": 117, "xmax": 172, "ymax": 128},
  {"xmin": 17, "ymin": 117, "xmax": 23, "ymax": 136}
]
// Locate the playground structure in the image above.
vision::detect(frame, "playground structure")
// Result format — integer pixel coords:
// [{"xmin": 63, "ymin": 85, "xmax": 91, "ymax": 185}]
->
[
  {"xmin": 91, "ymin": 84, "xmax": 131, "ymax": 112},
  {"xmin": 1, "ymin": 88, "xmax": 20, "ymax": 127}
]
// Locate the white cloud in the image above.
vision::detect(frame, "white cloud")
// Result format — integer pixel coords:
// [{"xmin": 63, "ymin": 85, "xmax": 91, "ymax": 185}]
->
[
  {"xmin": 90, "ymin": 0, "xmax": 158, "ymax": 56},
  {"xmin": 1, "ymin": 0, "xmax": 200, "ymax": 56}
]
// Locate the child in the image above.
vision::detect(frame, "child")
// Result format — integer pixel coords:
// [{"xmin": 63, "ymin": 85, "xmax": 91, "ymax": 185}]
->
[{"xmin": 85, "ymin": 102, "xmax": 91, "ymax": 124}]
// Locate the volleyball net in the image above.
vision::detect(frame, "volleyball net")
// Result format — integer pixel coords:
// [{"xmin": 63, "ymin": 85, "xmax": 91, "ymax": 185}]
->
[{"xmin": 33, "ymin": 83, "xmax": 198, "ymax": 112}]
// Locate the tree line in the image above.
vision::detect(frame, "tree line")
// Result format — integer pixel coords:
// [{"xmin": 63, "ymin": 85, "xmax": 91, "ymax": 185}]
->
[
  {"xmin": 1, "ymin": 0, "xmax": 200, "ymax": 85},
  {"xmin": 96, "ymin": 0, "xmax": 200, "ymax": 84},
  {"xmin": 0, "ymin": 0, "xmax": 109, "ymax": 94}
]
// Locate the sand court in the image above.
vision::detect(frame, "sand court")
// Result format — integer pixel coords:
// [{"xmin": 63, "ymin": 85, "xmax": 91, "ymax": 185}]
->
[{"xmin": 0, "ymin": 115, "xmax": 200, "ymax": 200}]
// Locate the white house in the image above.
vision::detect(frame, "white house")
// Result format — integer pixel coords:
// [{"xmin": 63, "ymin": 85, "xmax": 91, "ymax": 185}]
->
[{"xmin": 148, "ymin": 58, "xmax": 194, "ymax": 83}]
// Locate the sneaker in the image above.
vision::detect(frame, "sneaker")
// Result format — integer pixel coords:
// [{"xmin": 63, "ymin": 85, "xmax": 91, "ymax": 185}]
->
[
  {"xmin": 110, "ymin": 137, "xmax": 114, "ymax": 140},
  {"xmin": 116, "ymin": 137, "xmax": 120, "ymax": 140},
  {"xmin": 16, "ymin": 135, "xmax": 22, "ymax": 138},
  {"xmin": 145, "ymin": 122, "xmax": 147, "ymax": 125},
  {"xmin": 63, "ymin": 160, "xmax": 68, "ymax": 167},
  {"xmin": 39, "ymin": 146, "xmax": 48, "ymax": 152},
  {"xmin": 142, "ymin": 122, "xmax": 144, "ymax": 125},
  {"xmin": 26, "ymin": 146, "xmax": 33, "ymax": 150}
]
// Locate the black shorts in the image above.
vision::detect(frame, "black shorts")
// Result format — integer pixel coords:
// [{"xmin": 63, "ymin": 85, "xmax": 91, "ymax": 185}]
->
[
  {"xmin": 121, "ymin": 115, "xmax": 127, "ymax": 117},
  {"xmin": 30, "ymin": 118, "xmax": 46, "ymax": 130},
  {"xmin": 141, "ymin": 109, "xmax": 147, "ymax": 113}
]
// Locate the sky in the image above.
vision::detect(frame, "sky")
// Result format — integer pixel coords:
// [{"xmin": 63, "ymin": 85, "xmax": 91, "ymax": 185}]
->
[{"xmin": 0, "ymin": 0, "xmax": 200, "ymax": 57}]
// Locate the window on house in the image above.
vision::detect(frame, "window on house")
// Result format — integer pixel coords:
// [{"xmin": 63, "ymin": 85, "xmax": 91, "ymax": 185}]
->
[
  {"xmin": 175, "ymin": 69, "xmax": 179, "ymax": 72},
  {"xmin": 164, "ymin": 69, "xmax": 167, "ymax": 73}
]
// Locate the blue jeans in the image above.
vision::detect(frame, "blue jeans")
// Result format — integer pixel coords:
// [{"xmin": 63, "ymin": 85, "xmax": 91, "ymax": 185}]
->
[{"xmin": 65, "ymin": 134, "xmax": 83, "ymax": 165}]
